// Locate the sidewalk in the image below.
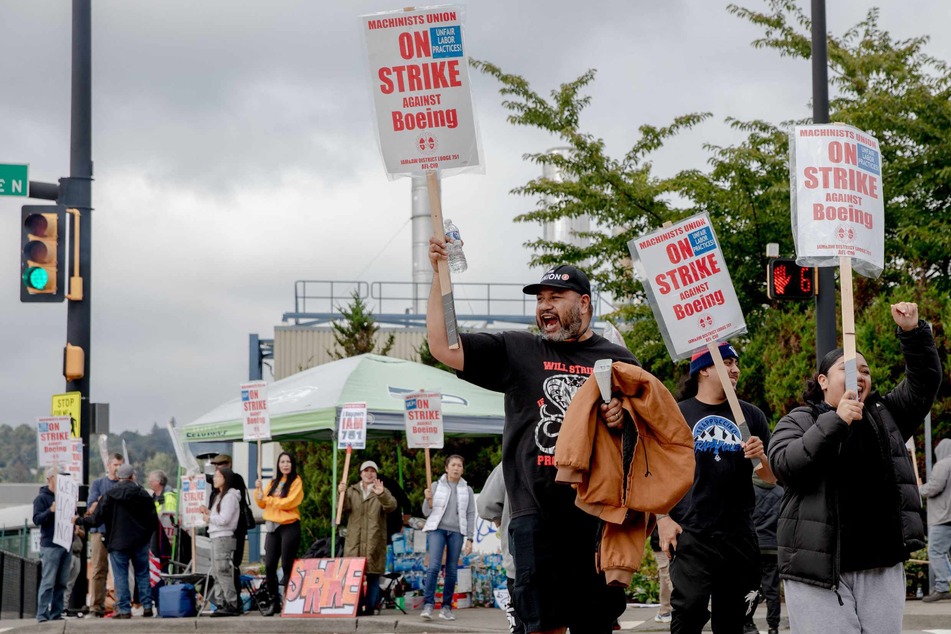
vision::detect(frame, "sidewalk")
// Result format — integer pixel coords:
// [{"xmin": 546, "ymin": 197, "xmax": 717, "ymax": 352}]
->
[{"xmin": 2, "ymin": 598, "xmax": 949, "ymax": 633}]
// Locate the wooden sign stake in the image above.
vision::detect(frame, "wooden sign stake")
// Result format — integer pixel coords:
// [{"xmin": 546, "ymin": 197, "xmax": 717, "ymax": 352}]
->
[
  {"xmin": 335, "ymin": 445, "xmax": 352, "ymax": 525},
  {"xmin": 707, "ymin": 340, "xmax": 763, "ymax": 471},
  {"xmin": 426, "ymin": 171, "xmax": 459, "ymax": 349}
]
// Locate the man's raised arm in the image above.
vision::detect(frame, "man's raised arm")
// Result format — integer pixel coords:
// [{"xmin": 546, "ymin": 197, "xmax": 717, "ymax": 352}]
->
[{"xmin": 426, "ymin": 235, "xmax": 465, "ymax": 371}]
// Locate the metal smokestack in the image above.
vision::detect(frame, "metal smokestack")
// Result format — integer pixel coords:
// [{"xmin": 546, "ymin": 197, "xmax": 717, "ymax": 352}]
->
[
  {"xmin": 542, "ymin": 147, "xmax": 589, "ymax": 256},
  {"xmin": 411, "ymin": 174, "xmax": 439, "ymax": 313}
]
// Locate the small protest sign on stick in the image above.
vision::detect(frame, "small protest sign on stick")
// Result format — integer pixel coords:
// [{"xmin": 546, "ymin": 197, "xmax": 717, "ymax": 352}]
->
[
  {"xmin": 361, "ymin": 5, "xmax": 483, "ymax": 349},
  {"xmin": 628, "ymin": 213, "xmax": 760, "ymax": 469},
  {"xmin": 241, "ymin": 381, "xmax": 271, "ymax": 482},
  {"xmin": 404, "ymin": 390, "xmax": 444, "ymax": 491},
  {"xmin": 335, "ymin": 403, "xmax": 366, "ymax": 525}
]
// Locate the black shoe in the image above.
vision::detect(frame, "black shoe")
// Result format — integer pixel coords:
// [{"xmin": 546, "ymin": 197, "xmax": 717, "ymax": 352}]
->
[
  {"xmin": 768, "ymin": 629, "xmax": 779, "ymax": 634},
  {"xmin": 143, "ymin": 608, "xmax": 153, "ymax": 618},
  {"xmin": 92, "ymin": 610, "xmax": 105, "ymax": 618},
  {"xmin": 261, "ymin": 603, "xmax": 278, "ymax": 617},
  {"xmin": 922, "ymin": 590, "xmax": 951, "ymax": 603},
  {"xmin": 743, "ymin": 623, "xmax": 761, "ymax": 634},
  {"xmin": 211, "ymin": 608, "xmax": 238, "ymax": 618}
]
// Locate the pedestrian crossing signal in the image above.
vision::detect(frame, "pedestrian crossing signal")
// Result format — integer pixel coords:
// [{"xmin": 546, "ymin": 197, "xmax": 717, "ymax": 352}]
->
[{"xmin": 767, "ymin": 259, "xmax": 816, "ymax": 301}]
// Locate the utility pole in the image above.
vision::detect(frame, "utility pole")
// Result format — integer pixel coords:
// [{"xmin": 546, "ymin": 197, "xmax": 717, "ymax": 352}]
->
[
  {"xmin": 811, "ymin": 0, "xmax": 837, "ymax": 367},
  {"xmin": 63, "ymin": 0, "xmax": 93, "ymax": 609}
]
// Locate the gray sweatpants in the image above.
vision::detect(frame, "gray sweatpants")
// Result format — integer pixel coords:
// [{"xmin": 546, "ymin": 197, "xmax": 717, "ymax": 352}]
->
[{"xmin": 784, "ymin": 564, "xmax": 905, "ymax": 634}]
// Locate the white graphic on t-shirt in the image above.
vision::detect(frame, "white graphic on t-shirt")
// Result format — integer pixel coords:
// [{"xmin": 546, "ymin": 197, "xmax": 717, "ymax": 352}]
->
[
  {"xmin": 535, "ymin": 374, "xmax": 587, "ymax": 454},
  {"xmin": 692, "ymin": 414, "xmax": 743, "ymax": 462}
]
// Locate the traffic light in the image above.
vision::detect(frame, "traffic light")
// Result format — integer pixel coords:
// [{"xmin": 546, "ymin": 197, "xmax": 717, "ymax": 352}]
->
[
  {"xmin": 767, "ymin": 258, "xmax": 816, "ymax": 300},
  {"xmin": 20, "ymin": 205, "xmax": 66, "ymax": 303}
]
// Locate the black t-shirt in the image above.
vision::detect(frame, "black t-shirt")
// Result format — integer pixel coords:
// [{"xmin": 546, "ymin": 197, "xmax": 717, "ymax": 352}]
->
[
  {"xmin": 670, "ymin": 397, "xmax": 770, "ymax": 537},
  {"xmin": 458, "ymin": 331, "xmax": 638, "ymax": 520}
]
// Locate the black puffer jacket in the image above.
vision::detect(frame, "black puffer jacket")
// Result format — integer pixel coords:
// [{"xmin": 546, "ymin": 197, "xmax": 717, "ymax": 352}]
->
[{"xmin": 768, "ymin": 321, "xmax": 941, "ymax": 589}]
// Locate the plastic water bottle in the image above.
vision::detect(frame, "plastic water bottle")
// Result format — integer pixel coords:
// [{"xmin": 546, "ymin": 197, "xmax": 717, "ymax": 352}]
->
[{"xmin": 443, "ymin": 218, "xmax": 468, "ymax": 273}]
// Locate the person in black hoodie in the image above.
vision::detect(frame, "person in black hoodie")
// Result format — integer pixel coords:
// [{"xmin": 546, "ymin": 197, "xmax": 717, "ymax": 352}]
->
[
  {"xmin": 78, "ymin": 464, "xmax": 158, "ymax": 619},
  {"xmin": 768, "ymin": 302, "xmax": 942, "ymax": 633},
  {"xmin": 744, "ymin": 473, "xmax": 784, "ymax": 634},
  {"xmin": 33, "ymin": 468, "xmax": 72, "ymax": 623}
]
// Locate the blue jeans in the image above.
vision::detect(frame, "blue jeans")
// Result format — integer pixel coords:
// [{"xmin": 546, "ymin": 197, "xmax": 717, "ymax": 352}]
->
[
  {"xmin": 37, "ymin": 545, "xmax": 72, "ymax": 622},
  {"xmin": 930, "ymin": 523, "xmax": 951, "ymax": 592},
  {"xmin": 423, "ymin": 529, "xmax": 464, "ymax": 608},
  {"xmin": 109, "ymin": 543, "xmax": 152, "ymax": 615}
]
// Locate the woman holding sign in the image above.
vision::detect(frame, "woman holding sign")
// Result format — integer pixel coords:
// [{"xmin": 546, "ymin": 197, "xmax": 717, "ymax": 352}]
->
[
  {"xmin": 420, "ymin": 455, "xmax": 475, "ymax": 622},
  {"xmin": 200, "ymin": 467, "xmax": 241, "ymax": 617},
  {"xmin": 769, "ymin": 303, "xmax": 941, "ymax": 633},
  {"xmin": 255, "ymin": 451, "xmax": 303, "ymax": 616}
]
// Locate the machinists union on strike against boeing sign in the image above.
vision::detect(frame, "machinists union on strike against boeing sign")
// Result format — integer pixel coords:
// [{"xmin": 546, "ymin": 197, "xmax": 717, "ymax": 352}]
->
[
  {"xmin": 790, "ymin": 124, "xmax": 885, "ymax": 278},
  {"xmin": 363, "ymin": 6, "xmax": 482, "ymax": 176}
]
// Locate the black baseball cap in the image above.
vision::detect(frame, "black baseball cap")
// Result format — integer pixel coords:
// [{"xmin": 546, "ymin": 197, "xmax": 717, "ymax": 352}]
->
[{"xmin": 522, "ymin": 265, "xmax": 591, "ymax": 296}]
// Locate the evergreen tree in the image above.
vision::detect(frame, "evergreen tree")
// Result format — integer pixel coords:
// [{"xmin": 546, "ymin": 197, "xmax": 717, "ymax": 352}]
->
[{"xmin": 328, "ymin": 290, "xmax": 395, "ymax": 359}]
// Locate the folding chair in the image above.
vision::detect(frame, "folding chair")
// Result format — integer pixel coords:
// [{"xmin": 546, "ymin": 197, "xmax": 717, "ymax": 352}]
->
[
  {"xmin": 160, "ymin": 535, "xmax": 214, "ymax": 617},
  {"xmin": 240, "ymin": 574, "xmax": 275, "ymax": 616},
  {"xmin": 377, "ymin": 572, "xmax": 407, "ymax": 615}
]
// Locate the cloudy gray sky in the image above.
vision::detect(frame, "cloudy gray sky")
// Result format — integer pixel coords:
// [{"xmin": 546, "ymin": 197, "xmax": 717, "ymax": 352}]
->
[{"xmin": 1, "ymin": 1, "xmax": 948, "ymax": 435}]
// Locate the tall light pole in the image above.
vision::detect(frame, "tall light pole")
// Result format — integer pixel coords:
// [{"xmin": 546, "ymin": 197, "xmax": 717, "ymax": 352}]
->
[{"xmin": 811, "ymin": 0, "xmax": 837, "ymax": 367}]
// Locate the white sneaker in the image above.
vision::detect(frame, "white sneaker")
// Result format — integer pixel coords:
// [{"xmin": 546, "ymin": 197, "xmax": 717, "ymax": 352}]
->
[
  {"xmin": 439, "ymin": 606, "xmax": 455, "ymax": 621},
  {"xmin": 420, "ymin": 604, "xmax": 433, "ymax": 620},
  {"xmin": 654, "ymin": 612, "xmax": 672, "ymax": 623}
]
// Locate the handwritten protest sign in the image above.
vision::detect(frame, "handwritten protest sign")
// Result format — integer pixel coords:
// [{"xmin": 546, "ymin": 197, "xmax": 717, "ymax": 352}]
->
[
  {"xmin": 282, "ymin": 558, "xmax": 365, "ymax": 617},
  {"xmin": 180, "ymin": 475, "xmax": 207, "ymax": 529},
  {"xmin": 404, "ymin": 391, "xmax": 444, "ymax": 449},
  {"xmin": 362, "ymin": 6, "xmax": 481, "ymax": 177},
  {"xmin": 36, "ymin": 416, "xmax": 74, "ymax": 468},
  {"xmin": 628, "ymin": 213, "xmax": 746, "ymax": 360},
  {"xmin": 790, "ymin": 124, "xmax": 885, "ymax": 278},
  {"xmin": 241, "ymin": 381, "xmax": 271, "ymax": 441},
  {"xmin": 337, "ymin": 403, "xmax": 368, "ymax": 450},
  {"xmin": 53, "ymin": 473, "xmax": 79, "ymax": 550}
]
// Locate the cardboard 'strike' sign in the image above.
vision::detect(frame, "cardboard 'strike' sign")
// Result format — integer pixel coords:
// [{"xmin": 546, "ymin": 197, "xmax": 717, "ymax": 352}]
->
[
  {"xmin": 282, "ymin": 557, "xmax": 366, "ymax": 617},
  {"xmin": 36, "ymin": 416, "xmax": 74, "ymax": 468},
  {"xmin": 53, "ymin": 473, "xmax": 79, "ymax": 551},
  {"xmin": 790, "ymin": 124, "xmax": 885, "ymax": 278},
  {"xmin": 180, "ymin": 474, "xmax": 208, "ymax": 529},
  {"xmin": 404, "ymin": 390, "xmax": 444, "ymax": 449},
  {"xmin": 337, "ymin": 402, "xmax": 368, "ymax": 450},
  {"xmin": 241, "ymin": 381, "xmax": 271, "ymax": 441},
  {"xmin": 628, "ymin": 213, "xmax": 746, "ymax": 360},
  {"xmin": 362, "ymin": 5, "xmax": 481, "ymax": 176}
]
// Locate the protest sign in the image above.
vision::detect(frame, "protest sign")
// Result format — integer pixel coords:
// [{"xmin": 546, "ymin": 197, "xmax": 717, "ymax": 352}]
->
[
  {"xmin": 61, "ymin": 438, "xmax": 83, "ymax": 480},
  {"xmin": 282, "ymin": 557, "xmax": 366, "ymax": 617},
  {"xmin": 404, "ymin": 391, "xmax": 444, "ymax": 449},
  {"xmin": 337, "ymin": 402, "xmax": 368, "ymax": 450},
  {"xmin": 362, "ymin": 6, "xmax": 481, "ymax": 177},
  {"xmin": 36, "ymin": 416, "xmax": 74, "ymax": 468},
  {"xmin": 628, "ymin": 212, "xmax": 747, "ymax": 361},
  {"xmin": 406, "ymin": 390, "xmax": 444, "ymax": 492},
  {"xmin": 241, "ymin": 381, "xmax": 271, "ymax": 441},
  {"xmin": 180, "ymin": 474, "xmax": 207, "ymax": 529},
  {"xmin": 53, "ymin": 473, "xmax": 79, "ymax": 550},
  {"xmin": 630, "ymin": 215, "xmax": 761, "ymax": 470},
  {"xmin": 790, "ymin": 124, "xmax": 885, "ymax": 278}
]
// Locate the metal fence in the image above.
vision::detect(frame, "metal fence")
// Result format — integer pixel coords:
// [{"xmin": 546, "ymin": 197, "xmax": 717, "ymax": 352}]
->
[{"xmin": 0, "ymin": 549, "xmax": 39, "ymax": 619}]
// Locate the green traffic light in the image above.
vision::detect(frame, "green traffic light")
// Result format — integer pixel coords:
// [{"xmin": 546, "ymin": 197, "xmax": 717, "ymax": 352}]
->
[{"xmin": 23, "ymin": 266, "xmax": 49, "ymax": 290}]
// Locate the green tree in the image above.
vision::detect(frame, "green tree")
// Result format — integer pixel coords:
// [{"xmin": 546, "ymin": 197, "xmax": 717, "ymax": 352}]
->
[
  {"xmin": 328, "ymin": 291, "xmax": 395, "ymax": 359},
  {"xmin": 475, "ymin": 0, "xmax": 950, "ymax": 445}
]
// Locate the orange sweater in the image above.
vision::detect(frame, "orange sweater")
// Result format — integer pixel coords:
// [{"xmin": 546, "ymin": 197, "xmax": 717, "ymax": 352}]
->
[
  {"xmin": 555, "ymin": 362, "xmax": 695, "ymax": 586},
  {"xmin": 255, "ymin": 475, "xmax": 303, "ymax": 525}
]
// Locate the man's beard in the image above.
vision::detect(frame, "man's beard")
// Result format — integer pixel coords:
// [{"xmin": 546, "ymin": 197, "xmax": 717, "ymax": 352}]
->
[{"xmin": 539, "ymin": 302, "xmax": 585, "ymax": 342}]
